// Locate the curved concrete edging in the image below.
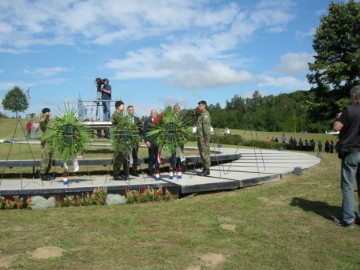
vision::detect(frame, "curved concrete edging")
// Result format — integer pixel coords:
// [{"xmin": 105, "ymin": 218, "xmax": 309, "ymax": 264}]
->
[
  {"xmin": 171, "ymin": 147, "xmax": 321, "ymax": 194},
  {"xmin": 0, "ymin": 147, "xmax": 321, "ymax": 197}
]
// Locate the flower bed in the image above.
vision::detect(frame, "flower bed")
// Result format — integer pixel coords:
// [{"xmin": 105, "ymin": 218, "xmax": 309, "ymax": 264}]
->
[
  {"xmin": 0, "ymin": 186, "xmax": 173, "ymax": 210},
  {"xmin": 125, "ymin": 186, "xmax": 172, "ymax": 204}
]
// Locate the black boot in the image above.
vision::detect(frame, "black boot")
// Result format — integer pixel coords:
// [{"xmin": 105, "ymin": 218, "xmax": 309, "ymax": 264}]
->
[
  {"xmin": 180, "ymin": 161, "xmax": 187, "ymax": 172},
  {"xmin": 41, "ymin": 174, "xmax": 53, "ymax": 181},
  {"xmin": 114, "ymin": 174, "xmax": 127, "ymax": 180},
  {"xmin": 130, "ymin": 169, "xmax": 139, "ymax": 177},
  {"xmin": 197, "ymin": 168, "xmax": 210, "ymax": 176},
  {"xmin": 197, "ymin": 168, "xmax": 206, "ymax": 176}
]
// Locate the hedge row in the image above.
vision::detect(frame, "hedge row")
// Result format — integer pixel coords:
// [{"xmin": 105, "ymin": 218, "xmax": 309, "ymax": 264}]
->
[
  {"xmin": 188, "ymin": 134, "xmax": 243, "ymax": 145},
  {"xmin": 188, "ymin": 133, "xmax": 316, "ymax": 152},
  {"xmin": 241, "ymin": 140, "xmax": 317, "ymax": 152}
]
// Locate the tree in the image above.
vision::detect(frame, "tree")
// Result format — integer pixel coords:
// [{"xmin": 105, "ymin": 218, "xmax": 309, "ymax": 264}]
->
[
  {"xmin": 2, "ymin": 86, "xmax": 29, "ymax": 118},
  {"xmin": 307, "ymin": 0, "xmax": 360, "ymax": 100}
]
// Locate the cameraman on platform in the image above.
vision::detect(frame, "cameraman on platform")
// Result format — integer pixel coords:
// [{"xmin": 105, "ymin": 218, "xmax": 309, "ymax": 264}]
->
[{"xmin": 98, "ymin": 78, "xmax": 112, "ymax": 138}]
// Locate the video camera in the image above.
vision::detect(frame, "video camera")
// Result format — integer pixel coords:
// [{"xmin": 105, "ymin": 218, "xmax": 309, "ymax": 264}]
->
[{"xmin": 95, "ymin": 78, "xmax": 105, "ymax": 92}]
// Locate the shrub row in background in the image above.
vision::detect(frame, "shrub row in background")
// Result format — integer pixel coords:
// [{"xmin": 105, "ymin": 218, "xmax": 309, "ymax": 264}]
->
[
  {"xmin": 210, "ymin": 134, "xmax": 243, "ymax": 145},
  {"xmin": 241, "ymin": 140, "xmax": 318, "ymax": 152},
  {"xmin": 187, "ymin": 133, "xmax": 243, "ymax": 145},
  {"xmin": 175, "ymin": 133, "xmax": 318, "ymax": 152},
  {"xmin": 190, "ymin": 134, "xmax": 317, "ymax": 151}
]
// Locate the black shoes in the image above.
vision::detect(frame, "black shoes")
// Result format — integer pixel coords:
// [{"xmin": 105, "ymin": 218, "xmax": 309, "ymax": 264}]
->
[
  {"xmin": 180, "ymin": 162, "xmax": 187, "ymax": 173},
  {"xmin": 130, "ymin": 169, "xmax": 139, "ymax": 177},
  {"xmin": 334, "ymin": 217, "xmax": 358, "ymax": 228},
  {"xmin": 40, "ymin": 174, "xmax": 54, "ymax": 181},
  {"xmin": 113, "ymin": 174, "xmax": 127, "ymax": 181},
  {"xmin": 197, "ymin": 168, "xmax": 210, "ymax": 176}
]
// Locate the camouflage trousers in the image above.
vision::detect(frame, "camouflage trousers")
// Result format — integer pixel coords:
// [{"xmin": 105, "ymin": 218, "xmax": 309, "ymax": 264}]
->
[
  {"xmin": 197, "ymin": 138, "xmax": 210, "ymax": 168},
  {"xmin": 113, "ymin": 151, "xmax": 125, "ymax": 176},
  {"xmin": 40, "ymin": 141, "xmax": 53, "ymax": 174}
]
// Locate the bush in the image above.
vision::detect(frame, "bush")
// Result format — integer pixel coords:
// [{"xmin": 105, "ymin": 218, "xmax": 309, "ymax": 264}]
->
[
  {"xmin": 0, "ymin": 186, "xmax": 168, "ymax": 210},
  {"xmin": 211, "ymin": 134, "xmax": 243, "ymax": 145},
  {"xmin": 240, "ymin": 140, "xmax": 315, "ymax": 152},
  {"xmin": 187, "ymin": 133, "xmax": 197, "ymax": 142},
  {"xmin": 125, "ymin": 186, "xmax": 173, "ymax": 204},
  {"xmin": 188, "ymin": 134, "xmax": 243, "ymax": 145}
]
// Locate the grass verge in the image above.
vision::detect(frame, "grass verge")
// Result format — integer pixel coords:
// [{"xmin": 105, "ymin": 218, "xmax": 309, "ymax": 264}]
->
[{"xmin": 0, "ymin": 152, "xmax": 359, "ymax": 269}]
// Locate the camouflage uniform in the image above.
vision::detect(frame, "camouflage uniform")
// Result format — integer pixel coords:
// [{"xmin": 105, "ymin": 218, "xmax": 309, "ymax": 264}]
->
[
  {"xmin": 39, "ymin": 114, "xmax": 53, "ymax": 174},
  {"xmin": 196, "ymin": 110, "xmax": 211, "ymax": 168},
  {"xmin": 111, "ymin": 110, "xmax": 125, "ymax": 177}
]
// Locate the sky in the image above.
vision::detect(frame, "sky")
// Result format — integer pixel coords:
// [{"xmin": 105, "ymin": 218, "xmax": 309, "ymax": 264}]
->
[{"xmin": 0, "ymin": 0, "xmax": 349, "ymax": 118}]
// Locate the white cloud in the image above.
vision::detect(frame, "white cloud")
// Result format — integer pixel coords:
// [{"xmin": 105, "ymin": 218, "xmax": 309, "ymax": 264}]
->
[
  {"xmin": 296, "ymin": 28, "xmax": 316, "ymax": 40},
  {"xmin": 251, "ymin": 0, "xmax": 295, "ymax": 33},
  {"xmin": 258, "ymin": 75, "xmax": 311, "ymax": 90},
  {"xmin": 0, "ymin": 0, "xmax": 241, "ymax": 48},
  {"xmin": 101, "ymin": 0, "xmax": 295, "ymax": 89},
  {"xmin": 158, "ymin": 95, "xmax": 189, "ymax": 107},
  {"xmin": 108, "ymin": 48, "xmax": 255, "ymax": 89},
  {"xmin": 165, "ymin": 60, "xmax": 255, "ymax": 89},
  {"xmin": 0, "ymin": 0, "xmax": 294, "ymax": 48},
  {"xmin": 0, "ymin": 48, "xmax": 31, "ymax": 54},
  {"xmin": 37, "ymin": 78, "xmax": 69, "ymax": 85},
  {"xmin": 23, "ymin": 67, "xmax": 71, "ymax": 78},
  {"xmin": 275, "ymin": 52, "xmax": 314, "ymax": 74},
  {"xmin": 0, "ymin": 81, "xmax": 25, "ymax": 92},
  {"xmin": 0, "ymin": 0, "xmax": 298, "ymax": 91},
  {"xmin": 107, "ymin": 48, "xmax": 171, "ymax": 79}
]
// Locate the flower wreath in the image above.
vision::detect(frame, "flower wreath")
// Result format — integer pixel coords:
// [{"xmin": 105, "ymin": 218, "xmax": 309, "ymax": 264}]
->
[
  {"xmin": 146, "ymin": 106, "xmax": 190, "ymax": 153},
  {"xmin": 43, "ymin": 104, "xmax": 91, "ymax": 162},
  {"xmin": 111, "ymin": 114, "xmax": 141, "ymax": 153}
]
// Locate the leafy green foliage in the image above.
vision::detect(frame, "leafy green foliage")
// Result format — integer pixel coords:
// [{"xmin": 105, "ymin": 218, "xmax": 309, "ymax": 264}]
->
[
  {"xmin": 43, "ymin": 104, "xmax": 91, "ymax": 162},
  {"xmin": 307, "ymin": 0, "xmax": 360, "ymax": 98},
  {"xmin": 111, "ymin": 114, "xmax": 141, "ymax": 153},
  {"xmin": 125, "ymin": 186, "xmax": 172, "ymax": 204},
  {"xmin": 210, "ymin": 134, "xmax": 243, "ymax": 145},
  {"xmin": 1, "ymin": 86, "xmax": 28, "ymax": 116},
  {"xmin": 146, "ymin": 105, "xmax": 191, "ymax": 153},
  {"xmin": 200, "ymin": 90, "xmax": 319, "ymax": 132}
]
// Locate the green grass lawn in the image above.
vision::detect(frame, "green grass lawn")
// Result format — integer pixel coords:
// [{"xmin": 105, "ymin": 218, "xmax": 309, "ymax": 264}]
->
[
  {"xmin": 0, "ymin": 150, "xmax": 359, "ymax": 269},
  {"xmin": 1, "ymin": 119, "xmax": 358, "ymax": 269}
]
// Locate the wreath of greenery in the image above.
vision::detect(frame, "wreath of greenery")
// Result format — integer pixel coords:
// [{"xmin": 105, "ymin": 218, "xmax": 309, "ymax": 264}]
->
[
  {"xmin": 146, "ymin": 106, "xmax": 190, "ymax": 153},
  {"xmin": 111, "ymin": 114, "xmax": 141, "ymax": 153},
  {"xmin": 43, "ymin": 104, "xmax": 91, "ymax": 162}
]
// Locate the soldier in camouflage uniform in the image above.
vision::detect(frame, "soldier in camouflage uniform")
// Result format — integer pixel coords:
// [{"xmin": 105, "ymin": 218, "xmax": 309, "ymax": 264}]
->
[
  {"xmin": 39, "ymin": 108, "xmax": 54, "ymax": 180},
  {"xmin": 111, "ymin": 100, "xmax": 127, "ymax": 180},
  {"xmin": 196, "ymin": 100, "xmax": 211, "ymax": 176}
]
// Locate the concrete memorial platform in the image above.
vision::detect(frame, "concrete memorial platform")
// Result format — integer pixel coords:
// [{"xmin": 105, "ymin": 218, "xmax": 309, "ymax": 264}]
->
[{"xmin": 0, "ymin": 147, "xmax": 320, "ymax": 198}]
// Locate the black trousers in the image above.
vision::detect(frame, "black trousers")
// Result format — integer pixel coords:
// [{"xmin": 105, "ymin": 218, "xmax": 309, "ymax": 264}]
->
[{"xmin": 147, "ymin": 144, "xmax": 159, "ymax": 174}]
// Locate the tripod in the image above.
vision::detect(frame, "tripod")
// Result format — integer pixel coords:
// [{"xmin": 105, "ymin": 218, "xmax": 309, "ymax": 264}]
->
[
  {"xmin": 0, "ymin": 117, "xmax": 41, "ymax": 189},
  {"xmin": 94, "ymin": 91, "xmax": 103, "ymax": 138},
  {"xmin": 95, "ymin": 90, "xmax": 101, "ymax": 121}
]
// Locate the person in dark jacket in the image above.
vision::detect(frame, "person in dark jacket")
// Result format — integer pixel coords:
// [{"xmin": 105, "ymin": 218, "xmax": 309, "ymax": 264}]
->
[
  {"xmin": 333, "ymin": 85, "xmax": 360, "ymax": 228},
  {"xmin": 143, "ymin": 109, "xmax": 159, "ymax": 177}
]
